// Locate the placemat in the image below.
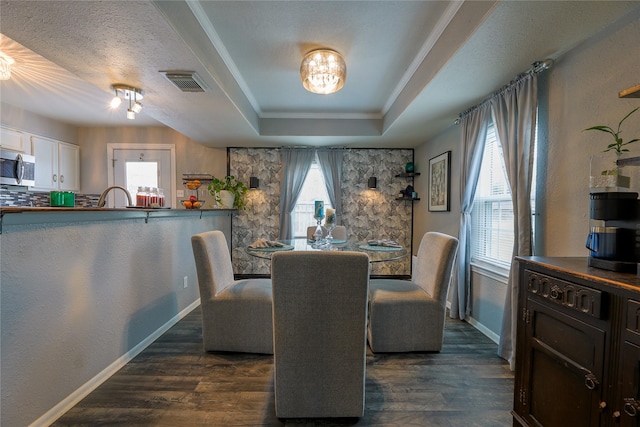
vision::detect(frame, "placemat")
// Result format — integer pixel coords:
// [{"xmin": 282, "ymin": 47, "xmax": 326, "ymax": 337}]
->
[
  {"xmin": 359, "ymin": 244, "xmax": 403, "ymax": 252},
  {"xmin": 248, "ymin": 245, "xmax": 294, "ymax": 252}
]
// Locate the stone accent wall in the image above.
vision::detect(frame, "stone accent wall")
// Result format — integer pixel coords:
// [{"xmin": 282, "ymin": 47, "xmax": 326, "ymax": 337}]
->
[{"xmin": 229, "ymin": 148, "xmax": 416, "ymax": 276}]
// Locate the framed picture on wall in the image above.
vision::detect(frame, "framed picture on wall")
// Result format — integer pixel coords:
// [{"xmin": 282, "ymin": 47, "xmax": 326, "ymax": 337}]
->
[{"xmin": 428, "ymin": 151, "xmax": 451, "ymax": 212}]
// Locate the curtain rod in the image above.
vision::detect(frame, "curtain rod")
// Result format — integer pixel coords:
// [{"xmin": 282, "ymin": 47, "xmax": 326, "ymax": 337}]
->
[{"xmin": 454, "ymin": 58, "xmax": 553, "ymax": 124}]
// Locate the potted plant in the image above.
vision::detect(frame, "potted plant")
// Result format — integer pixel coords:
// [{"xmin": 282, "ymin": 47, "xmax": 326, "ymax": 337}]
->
[
  {"xmin": 585, "ymin": 106, "xmax": 640, "ymax": 189},
  {"xmin": 208, "ymin": 175, "xmax": 248, "ymax": 209}
]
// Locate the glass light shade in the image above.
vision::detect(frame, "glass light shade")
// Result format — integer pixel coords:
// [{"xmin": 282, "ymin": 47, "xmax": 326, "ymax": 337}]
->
[
  {"xmin": 0, "ymin": 53, "xmax": 14, "ymax": 80},
  {"xmin": 300, "ymin": 49, "xmax": 346, "ymax": 94},
  {"xmin": 132, "ymin": 101, "xmax": 142, "ymax": 114},
  {"xmin": 126, "ymin": 109, "xmax": 135, "ymax": 120},
  {"xmin": 110, "ymin": 96, "xmax": 122, "ymax": 108}
]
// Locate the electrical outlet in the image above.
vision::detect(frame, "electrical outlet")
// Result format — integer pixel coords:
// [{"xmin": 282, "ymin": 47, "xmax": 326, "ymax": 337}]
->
[
  {"xmin": 177, "ymin": 190, "xmax": 184, "ymax": 197},
  {"xmin": 183, "ymin": 276, "xmax": 188, "ymax": 288}
]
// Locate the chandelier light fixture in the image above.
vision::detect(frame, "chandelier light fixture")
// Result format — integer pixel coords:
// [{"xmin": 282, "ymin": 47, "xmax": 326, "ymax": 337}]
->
[
  {"xmin": 110, "ymin": 84, "xmax": 144, "ymax": 119},
  {"xmin": 0, "ymin": 51, "xmax": 15, "ymax": 80},
  {"xmin": 300, "ymin": 49, "xmax": 346, "ymax": 94}
]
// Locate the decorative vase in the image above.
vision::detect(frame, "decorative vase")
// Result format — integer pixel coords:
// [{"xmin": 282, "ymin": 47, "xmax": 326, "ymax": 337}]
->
[
  {"xmin": 405, "ymin": 162, "xmax": 414, "ymax": 173},
  {"xmin": 217, "ymin": 190, "xmax": 236, "ymax": 208},
  {"xmin": 589, "ymin": 154, "xmax": 631, "ymax": 191}
]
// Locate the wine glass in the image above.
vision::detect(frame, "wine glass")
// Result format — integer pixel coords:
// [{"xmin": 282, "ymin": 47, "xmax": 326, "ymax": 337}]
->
[
  {"xmin": 324, "ymin": 209, "xmax": 336, "ymax": 244},
  {"xmin": 324, "ymin": 222, "xmax": 336, "ymax": 244}
]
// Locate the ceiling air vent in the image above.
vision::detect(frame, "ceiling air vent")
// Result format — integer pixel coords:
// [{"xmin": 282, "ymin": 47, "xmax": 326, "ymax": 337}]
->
[{"xmin": 161, "ymin": 71, "xmax": 208, "ymax": 93}]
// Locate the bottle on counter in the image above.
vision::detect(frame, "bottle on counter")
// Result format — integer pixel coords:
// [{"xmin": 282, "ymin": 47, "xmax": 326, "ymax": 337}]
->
[
  {"xmin": 149, "ymin": 187, "xmax": 159, "ymax": 208},
  {"xmin": 136, "ymin": 186, "xmax": 148, "ymax": 207},
  {"xmin": 157, "ymin": 188, "xmax": 165, "ymax": 207}
]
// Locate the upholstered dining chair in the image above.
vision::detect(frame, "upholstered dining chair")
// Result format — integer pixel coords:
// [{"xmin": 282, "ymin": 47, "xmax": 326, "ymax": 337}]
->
[
  {"xmin": 191, "ymin": 230, "xmax": 273, "ymax": 354},
  {"xmin": 271, "ymin": 251, "xmax": 370, "ymax": 418},
  {"xmin": 367, "ymin": 232, "xmax": 459, "ymax": 353},
  {"xmin": 305, "ymin": 225, "xmax": 347, "ymax": 240}
]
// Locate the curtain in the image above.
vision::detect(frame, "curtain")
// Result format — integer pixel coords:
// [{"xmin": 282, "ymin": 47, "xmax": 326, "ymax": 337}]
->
[
  {"xmin": 316, "ymin": 148, "xmax": 344, "ymax": 224},
  {"xmin": 495, "ymin": 72, "xmax": 538, "ymax": 370},
  {"xmin": 450, "ymin": 104, "xmax": 491, "ymax": 320},
  {"xmin": 278, "ymin": 148, "xmax": 315, "ymax": 239}
]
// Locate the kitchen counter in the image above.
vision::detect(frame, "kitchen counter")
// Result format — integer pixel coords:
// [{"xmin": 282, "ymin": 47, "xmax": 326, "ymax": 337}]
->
[{"xmin": 0, "ymin": 206, "xmax": 236, "ymax": 231}]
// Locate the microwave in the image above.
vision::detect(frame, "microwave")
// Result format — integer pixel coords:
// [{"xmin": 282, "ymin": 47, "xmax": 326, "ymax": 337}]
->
[{"xmin": 0, "ymin": 150, "xmax": 36, "ymax": 186}]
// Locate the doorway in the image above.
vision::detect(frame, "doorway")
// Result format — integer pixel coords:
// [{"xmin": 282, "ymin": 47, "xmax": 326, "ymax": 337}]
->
[{"xmin": 107, "ymin": 144, "xmax": 176, "ymax": 208}]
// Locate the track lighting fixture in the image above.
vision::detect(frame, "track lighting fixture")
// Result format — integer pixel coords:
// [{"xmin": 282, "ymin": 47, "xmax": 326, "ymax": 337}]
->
[{"xmin": 110, "ymin": 84, "xmax": 144, "ymax": 120}]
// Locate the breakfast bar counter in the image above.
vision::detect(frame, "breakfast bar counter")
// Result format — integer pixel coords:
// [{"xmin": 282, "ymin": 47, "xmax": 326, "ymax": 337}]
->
[
  {"xmin": 0, "ymin": 206, "xmax": 235, "ymax": 230},
  {"xmin": 1, "ymin": 205, "xmax": 233, "ymax": 426}
]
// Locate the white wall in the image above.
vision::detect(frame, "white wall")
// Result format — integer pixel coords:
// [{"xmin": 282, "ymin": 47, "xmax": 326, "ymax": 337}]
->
[
  {"xmin": 0, "ymin": 212, "xmax": 232, "ymax": 427},
  {"xmin": 413, "ymin": 10, "xmax": 640, "ymax": 340}
]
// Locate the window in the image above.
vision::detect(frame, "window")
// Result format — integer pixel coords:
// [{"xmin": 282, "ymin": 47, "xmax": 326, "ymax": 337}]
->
[
  {"xmin": 471, "ymin": 123, "xmax": 514, "ymax": 270},
  {"xmin": 471, "ymin": 122, "xmax": 537, "ymax": 271},
  {"xmin": 292, "ymin": 160, "xmax": 332, "ymax": 238}
]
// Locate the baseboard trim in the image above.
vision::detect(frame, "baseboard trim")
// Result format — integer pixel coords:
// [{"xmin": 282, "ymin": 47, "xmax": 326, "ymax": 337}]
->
[
  {"xmin": 446, "ymin": 301, "xmax": 500, "ymax": 345},
  {"xmin": 467, "ymin": 316, "xmax": 500, "ymax": 344},
  {"xmin": 29, "ymin": 299, "xmax": 201, "ymax": 427}
]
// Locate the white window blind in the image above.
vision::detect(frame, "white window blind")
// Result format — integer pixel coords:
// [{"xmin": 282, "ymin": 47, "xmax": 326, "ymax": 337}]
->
[{"xmin": 471, "ymin": 123, "xmax": 515, "ymax": 269}]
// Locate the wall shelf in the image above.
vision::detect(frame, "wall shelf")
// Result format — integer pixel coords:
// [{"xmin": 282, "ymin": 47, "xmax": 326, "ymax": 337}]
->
[
  {"xmin": 395, "ymin": 172, "xmax": 421, "ymax": 178},
  {"xmin": 396, "ymin": 197, "xmax": 420, "ymax": 201},
  {"xmin": 619, "ymin": 84, "xmax": 640, "ymax": 98}
]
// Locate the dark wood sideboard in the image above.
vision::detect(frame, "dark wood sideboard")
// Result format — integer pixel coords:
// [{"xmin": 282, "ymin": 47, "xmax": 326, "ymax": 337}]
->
[{"xmin": 513, "ymin": 257, "xmax": 640, "ymax": 427}]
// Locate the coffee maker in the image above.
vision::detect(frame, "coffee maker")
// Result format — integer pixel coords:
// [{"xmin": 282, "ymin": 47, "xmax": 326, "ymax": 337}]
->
[{"xmin": 586, "ymin": 191, "xmax": 640, "ymax": 272}]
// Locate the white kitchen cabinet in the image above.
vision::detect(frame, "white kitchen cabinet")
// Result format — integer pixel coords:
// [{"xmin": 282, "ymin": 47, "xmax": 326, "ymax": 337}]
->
[
  {"xmin": 0, "ymin": 126, "xmax": 27, "ymax": 153},
  {"xmin": 31, "ymin": 136, "xmax": 79, "ymax": 191}
]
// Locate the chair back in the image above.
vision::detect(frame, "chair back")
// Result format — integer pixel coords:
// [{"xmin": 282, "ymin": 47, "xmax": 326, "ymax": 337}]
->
[
  {"xmin": 306, "ymin": 225, "xmax": 347, "ymax": 240},
  {"xmin": 191, "ymin": 230, "xmax": 235, "ymax": 300},
  {"xmin": 271, "ymin": 251, "xmax": 370, "ymax": 418},
  {"xmin": 413, "ymin": 232, "xmax": 459, "ymax": 306}
]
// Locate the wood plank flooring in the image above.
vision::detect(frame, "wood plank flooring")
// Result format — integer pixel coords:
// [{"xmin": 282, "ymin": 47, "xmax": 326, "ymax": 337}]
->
[{"xmin": 52, "ymin": 307, "xmax": 514, "ymax": 426}]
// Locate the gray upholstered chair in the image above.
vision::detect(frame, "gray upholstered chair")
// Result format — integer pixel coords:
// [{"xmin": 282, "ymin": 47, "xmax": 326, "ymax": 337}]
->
[
  {"xmin": 271, "ymin": 251, "xmax": 370, "ymax": 418},
  {"xmin": 305, "ymin": 225, "xmax": 347, "ymax": 240},
  {"xmin": 191, "ymin": 230, "xmax": 273, "ymax": 354},
  {"xmin": 367, "ymin": 232, "xmax": 459, "ymax": 353}
]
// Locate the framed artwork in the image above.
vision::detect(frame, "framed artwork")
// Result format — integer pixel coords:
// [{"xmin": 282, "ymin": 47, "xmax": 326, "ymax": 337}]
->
[{"xmin": 428, "ymin": 151, "xmax": 451, "ymax": 212}]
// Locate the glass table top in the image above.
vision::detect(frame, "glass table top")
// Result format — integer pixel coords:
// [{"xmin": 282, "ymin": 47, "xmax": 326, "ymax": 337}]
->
[{"xmin": 246, "ymin": 239, "xmax": 408, "ymax": 263}]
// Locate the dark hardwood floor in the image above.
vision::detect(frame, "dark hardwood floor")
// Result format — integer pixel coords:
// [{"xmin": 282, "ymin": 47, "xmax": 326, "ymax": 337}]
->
[{"xmin": 52, "ymin": 307, "xmax": 514, "ymax": 426}]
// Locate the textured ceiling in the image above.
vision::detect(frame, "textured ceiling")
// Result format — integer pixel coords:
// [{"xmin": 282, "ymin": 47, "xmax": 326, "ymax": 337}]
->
[{"xmin": 1, "ymin": 1, "xmax": 638, "ymax": 148}]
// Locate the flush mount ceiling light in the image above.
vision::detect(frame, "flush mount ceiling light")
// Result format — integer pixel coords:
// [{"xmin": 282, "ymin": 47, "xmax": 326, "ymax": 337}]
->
[
  {"xmin": 0, "ymin": 51, "xmax": 15, "ymax": 80},
  {"xmin": 300, "ymin": 49, "xmax": 346, "ymax": 94},
  {"xmin": 110, "ymin": 84, "xmax": 144, "ymax": 120}
]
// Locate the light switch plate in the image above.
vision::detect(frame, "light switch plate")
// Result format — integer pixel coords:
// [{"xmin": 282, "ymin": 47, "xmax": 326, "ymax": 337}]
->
[{"xmin": 177, "ymin": 190, "xmax": 184, "ymax": 197}]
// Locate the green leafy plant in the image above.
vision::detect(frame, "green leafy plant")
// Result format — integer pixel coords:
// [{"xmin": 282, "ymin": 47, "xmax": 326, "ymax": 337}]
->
[
  {"xmin": 584, "ymin": 106, "xmax": 640, "ymax": 155},
  {"xmin": 207, "ymin": 175, "xmax": 248, "ymax": 210}
]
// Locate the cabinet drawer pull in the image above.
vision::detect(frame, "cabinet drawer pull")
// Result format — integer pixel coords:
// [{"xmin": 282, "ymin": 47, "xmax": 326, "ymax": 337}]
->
[
  {"xmin": 550, "ymin": 285, "xmax": 562, "ymax": 300},
  {"xmin": 624, "ymin": 398, "xmax": 639, "ymax": 417},
  {"xmin": 60, "ymin": 174, "xmax": 64, "ymax": 183},
  {"xmin": 585, "ymin": 373, "xmax": 598, "ymax": 390},
  {"xmin": 53, "ymin": 174, "xmax": 57, "ymax": 183}
]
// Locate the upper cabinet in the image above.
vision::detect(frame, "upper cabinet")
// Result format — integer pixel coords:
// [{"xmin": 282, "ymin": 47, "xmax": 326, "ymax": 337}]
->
[
  {"xmin": 0, "ymin": 126, "xmax": 27, "ymax": 153},
  {"xmin": 31, "ymin": 136, "xmax": 79, "ymax": 191}
]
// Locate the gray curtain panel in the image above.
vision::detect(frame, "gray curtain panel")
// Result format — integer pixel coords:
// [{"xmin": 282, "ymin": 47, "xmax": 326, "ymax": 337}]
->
[
  {"xmin": 316, "ymin": 148, "xmax": 344, "ymax": 224},
  {"xmin": 278, "ymin": 148, "xmax": 315, "ymax": 239},
  {"xmin": 495, "ymin": 72, "xmax": 537, "ymax": 370},
  {"xmin": 450, "ymin": 104, "xmax": 491, "ymax": 320}
]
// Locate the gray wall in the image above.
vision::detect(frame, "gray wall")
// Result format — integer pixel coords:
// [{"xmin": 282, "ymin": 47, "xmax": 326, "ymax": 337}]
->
[
  {"xmin": 1, "ymin": 212, "xmax": 232, "ymax": 427},
  {"xmin": 78, "ymin": 126, "xmax": 227, "ymax": 207},
  {"xmin": 412, "ymin": 9, "xmax": 640, "ymax": 340}
]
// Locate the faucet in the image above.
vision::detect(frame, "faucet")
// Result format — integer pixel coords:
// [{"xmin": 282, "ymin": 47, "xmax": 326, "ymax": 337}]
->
[{"xmin": 97, "ymin": 186, "xmax": 133, "ymax": 208}]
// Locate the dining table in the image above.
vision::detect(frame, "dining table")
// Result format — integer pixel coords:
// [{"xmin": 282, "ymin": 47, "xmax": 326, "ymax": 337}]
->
[{"xmin": 246, "ymin": 238, "xmax": 408, "ymax": 263}]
